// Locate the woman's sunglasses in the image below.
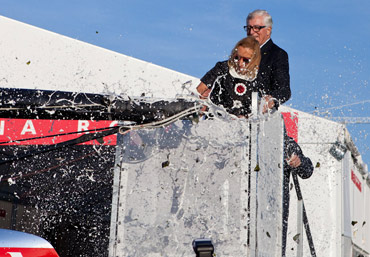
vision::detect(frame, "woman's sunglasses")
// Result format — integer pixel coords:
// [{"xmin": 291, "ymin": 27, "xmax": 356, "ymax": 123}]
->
[{"xmin": 234, "ymin": 55, "xmax": 251, "ymax": 65}]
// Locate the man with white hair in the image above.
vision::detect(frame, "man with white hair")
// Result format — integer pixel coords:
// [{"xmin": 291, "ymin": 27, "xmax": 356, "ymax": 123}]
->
[{"xmin": 245, "ymin": 9, "xmax": 291, "ymax": 110}]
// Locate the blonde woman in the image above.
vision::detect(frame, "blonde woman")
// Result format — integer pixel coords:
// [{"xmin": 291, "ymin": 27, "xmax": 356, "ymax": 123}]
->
[{"xmin": 197, "ymin": 37, "xmax": 262, "ymax": 117}]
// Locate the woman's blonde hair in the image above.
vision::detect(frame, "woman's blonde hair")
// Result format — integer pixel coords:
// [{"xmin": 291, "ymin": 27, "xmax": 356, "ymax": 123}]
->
[{"xmin": 228, "ymin": 37, "xmax": 261, "ymax": 79}]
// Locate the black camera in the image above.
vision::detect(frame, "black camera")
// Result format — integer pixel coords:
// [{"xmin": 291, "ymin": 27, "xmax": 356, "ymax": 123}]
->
[{"xmin": 192, "ymin": 239, "xmax": 214, "ymax": 257}]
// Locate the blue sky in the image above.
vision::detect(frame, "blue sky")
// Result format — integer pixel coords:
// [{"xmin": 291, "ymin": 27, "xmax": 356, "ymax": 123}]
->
[{"xmin": 1, "ymin": 0, "xmax": 369, "ymax": 165}]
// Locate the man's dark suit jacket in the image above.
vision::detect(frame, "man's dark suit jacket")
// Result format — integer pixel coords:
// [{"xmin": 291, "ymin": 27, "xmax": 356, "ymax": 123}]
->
[{"xmin": 257, "ymin": 39, "xmax": 291, "ymax": 106}]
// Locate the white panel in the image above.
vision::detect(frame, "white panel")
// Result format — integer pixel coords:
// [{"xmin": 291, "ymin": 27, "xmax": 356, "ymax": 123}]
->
[
  {"xmin": 284, "ymin": 112, "xmax": 344, "ymax": 257},
  {"xmin": 286, "ymin": 144, "xmax": 342, "ymax": 256},
  {"xmin": 342, "ymin": 152, "xmax": 353, "ymax": 257},
  {"xmin": 110, "ymin": 118, "xmax": 251, "ymax": 256},
  {"xmin": 342, "ymin": 152, "xmax": 351, "ymax": 238},
  {"xmin": 350, "ymin": 165, "xmax": 367, "ymax": 252},
  {"xmin": 253, "ymin": 114, "xmax": 284, "ymax": 257},
  {"xmin": 363, "ymin": 184, "xmax": 370, "ymax": 254}
]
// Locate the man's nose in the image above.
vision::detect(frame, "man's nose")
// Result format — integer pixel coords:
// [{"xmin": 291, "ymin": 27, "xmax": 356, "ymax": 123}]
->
[{"xmin": 248, "ymin": 30, "xmax": 256, "ymax": 36}]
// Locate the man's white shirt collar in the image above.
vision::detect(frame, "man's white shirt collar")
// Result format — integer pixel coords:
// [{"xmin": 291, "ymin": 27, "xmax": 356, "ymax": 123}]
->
[{"xmin": 260, "ymin": 38, "xmax": 271, "ymax": 48}]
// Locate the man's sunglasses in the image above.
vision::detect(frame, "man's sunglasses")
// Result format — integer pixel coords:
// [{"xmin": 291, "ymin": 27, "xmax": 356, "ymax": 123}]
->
[{"xmin": 243, "ymin": 25, "xmax": 266, "ymax": 32}]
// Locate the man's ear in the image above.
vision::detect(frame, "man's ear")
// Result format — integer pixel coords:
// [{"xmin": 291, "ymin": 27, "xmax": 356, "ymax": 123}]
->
[{"xmin": 267, "ymin": 27, "xmax": 272, "ymax": 37}]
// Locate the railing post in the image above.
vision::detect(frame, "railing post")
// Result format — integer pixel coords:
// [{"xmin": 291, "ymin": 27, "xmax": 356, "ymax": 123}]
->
[{"xmin": 248, "ymin": 92, "xmax": 260, "ymax": 256}]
